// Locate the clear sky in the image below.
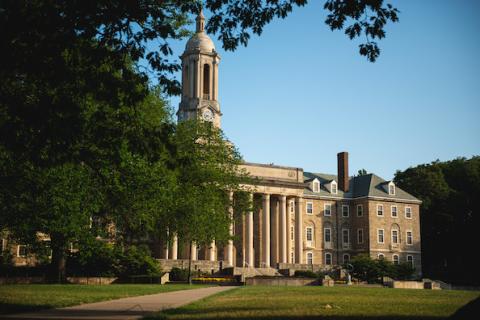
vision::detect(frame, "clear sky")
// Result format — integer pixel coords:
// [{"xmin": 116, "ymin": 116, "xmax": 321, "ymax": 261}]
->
[{"xmin": 158, "ymin": 0, "xmax": 480, "ymax": 180}]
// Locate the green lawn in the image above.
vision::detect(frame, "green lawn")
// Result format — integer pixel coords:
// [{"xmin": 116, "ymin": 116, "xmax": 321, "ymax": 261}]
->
[
  {"xmin": 149, "ymin": 286, "xmax": 480, "ymax": 320},
  {"xmin": 0, "ymin": 284, "xmax": 208, "ymax": 315}
]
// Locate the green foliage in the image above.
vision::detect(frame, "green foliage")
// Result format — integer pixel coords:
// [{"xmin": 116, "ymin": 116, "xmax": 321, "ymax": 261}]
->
[
  {"xmin": 394, "ymin": 156, "xmax": 480, "ymax": 285},
  {"xmin": 172, "ymin": 120, "xmax": 253, "ymax": 248},
  {"xmin": 169, "ymin": 267, "xmax": 191, "ymax": 282},
  {"xmin": 350, "ymin": 254, "xmax": 415, "ymax": 283},
  {"xmin": 116, "ymin": 245, "xmax": 161, "ymax": 277},
  {"xmin": 67, "ymin": 240, "xmax": 161, "ymax": 277},
  {"xmin": 294, "ymin": 270, "xmax": 318, "ymax": 278}
]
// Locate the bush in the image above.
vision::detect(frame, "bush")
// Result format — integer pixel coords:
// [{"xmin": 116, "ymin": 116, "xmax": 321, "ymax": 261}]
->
[
  {"xmin": 350, "ymin": 254, "xmax": 415, "ymax": 283},
  {"xmin": 116, "ymin": 245, "xmax": 161, "ymax": 277},
  {"xmin": 66, "ymin": 240, "xmax": 161, "ymax": 278},
  {"xmin": 294, "ymin": 270, "xmax": 318, "ymax": 278},
  {"xmin": 169, "ymin": 267, "xmax": 190, "ymax": 281}
]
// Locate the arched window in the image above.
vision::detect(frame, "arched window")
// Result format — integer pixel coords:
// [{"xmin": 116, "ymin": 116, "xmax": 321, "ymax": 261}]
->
[
  {"xmin": 343, "ymin": 254, "xmax": 350, "ymax": 264},
  {"xmin": 325, "ymin": 252, "xmax": 332, "ymax": 265},
  {"xmin": 378, "ymin": 253, "xmax": 385, "ymax": 260},
  {"xmin": 203, "ymin": 64, "xmax": 210, "ymax": 98},
  {"xmin": 393, "ymin": 254, "xmax": 399, "ymax": 265}
]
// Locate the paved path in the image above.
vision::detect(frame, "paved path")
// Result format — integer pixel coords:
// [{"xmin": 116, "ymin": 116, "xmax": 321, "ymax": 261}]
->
[{"xmin": 2, "ymin": 286, "xmax": 236, "ymax": 320}]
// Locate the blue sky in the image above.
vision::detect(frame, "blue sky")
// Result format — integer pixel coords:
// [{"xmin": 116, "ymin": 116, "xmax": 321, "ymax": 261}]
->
[{"xmin": 158, "ymin": 0, "xmax": 480, "ymax": 180}]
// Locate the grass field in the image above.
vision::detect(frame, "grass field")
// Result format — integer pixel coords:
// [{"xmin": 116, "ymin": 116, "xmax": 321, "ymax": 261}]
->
[
  {"xmin": 0, "ymin": 284, "xmax": 208, "ymax": 315},
  {"xmin": 149, "ymin": 286, "xmax": 480, "ymax": 320}
]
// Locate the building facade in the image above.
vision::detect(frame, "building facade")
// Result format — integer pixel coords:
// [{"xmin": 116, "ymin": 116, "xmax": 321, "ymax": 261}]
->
[{"xmin": 162, "ymin": 11, "xmax": 422, "ymax": 276}]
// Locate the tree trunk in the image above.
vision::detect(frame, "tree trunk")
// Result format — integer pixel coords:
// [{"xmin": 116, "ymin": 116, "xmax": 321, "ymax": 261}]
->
[{"xmin": 49, "ymin": 235, "xmax": 67, "ymax": 283}]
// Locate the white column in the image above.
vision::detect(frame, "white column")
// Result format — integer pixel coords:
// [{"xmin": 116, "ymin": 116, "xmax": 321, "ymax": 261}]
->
[
  {"xmin": 279, "ymin": 195, "xmax": 287, "ymax": 263},
  {"xmin": 171, "ymin": 235, "xmax": 178, "ymax": 260},
  {"xmin": 209, "ymin": 241, "xmax": 216, "ymax": 261},
  {"xmin": 227, "ymin": 191, "xmax": 234, "ymax": 266},
  {"xmin": 191, "ymin": 242, "xmax": 197, "ymax": 261},
  {"xmin": 246, "ymin": 193, "xmax": 254, "ymax": 267},
  {"xmin": 262, "ymin": 194, "xmax": 270, "ymax": 268},
  {"xmin": 295, "ymin": 197, "xmax": 304, "ymax": 264}
]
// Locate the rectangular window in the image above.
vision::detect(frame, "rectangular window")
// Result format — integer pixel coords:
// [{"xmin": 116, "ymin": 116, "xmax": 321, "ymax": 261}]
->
[
  {"xmin": 342, "ymin": 205, "xmax": 349, "ymax": 217},
  {"xmin": 342, "ymin": 229, "xmax": 350, "ymax": 244},
  {"xmin": 407, "ymin": 255, "xmax": 414, "ymax": 268},
  {"xmin": 291, "ymin": 252, "xmax": 295, "ymax": 263},
  {"xmin": 324, "ymin": 228, "xmax": 331, "ymax": 243},
  {"xmin": 17, "ymin": 245, "xmax": 27, "ymax": 257},
  {"xmin": 306, "ymin": 227, "xmax": 313, "ymax": 241},
  {"xmin": 325, "ymin": 253, "xmax": 332, "ymax": 265},
  {"xmin": 324, "ymin": 204, "xmax": 332, "ymax": 216},
  {"xmin": 357, "ymin": 229, "xmax": 364, "ymax": 244},
  {"xmin": 391, "ymin": 206, "xmax": 398, "ymax": 217},
  {"xmin": 306, "ymin": 202, "xmax": 313, "ymax": 215},
  {"xmin": 331, "ymin": 183, "xmax": 337, "ymax": 194},
  {"xmin": 377, "ymin": 204, "xmax": 384, "ymax": 216},
  {"xmin": 356, "ymin": 204, "xmax": 363, "ymax": 217},
  {"xmin": 307, "ymin": 252, "xmax": 313, "ymax": 265},
  {"xmin": 290, "ymin": 201, "xmax": 294, "ymax": 213},
  {"xmin": 378, "ymin": 229, "xmax": 384, "ymax": 244},
  {"xmin": 291, "ymin": 226, "xmax": 294, "ymax": 241},
  {"xmin": 392, "ymin": 230, "xmax": 399, "ymax": 244},
  {"xmin": 406, "ymin": 231, "xmax": 413, "ymax": 245},
  {"xmin": 405, "ymin": 207, "xmax": 412, "ymax": 219},
  {"xmin": 313, "ymin": 181, "xmax": 320, "ymax": 192}
]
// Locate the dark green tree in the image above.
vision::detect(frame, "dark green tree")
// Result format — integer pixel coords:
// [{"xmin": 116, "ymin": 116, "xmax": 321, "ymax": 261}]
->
[{"xmin": 394, "ymin": 156, "xmax": 480, "ymax": 285}]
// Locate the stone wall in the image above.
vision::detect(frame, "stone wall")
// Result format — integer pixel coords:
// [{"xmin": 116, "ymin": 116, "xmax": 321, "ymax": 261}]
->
[
  {"xmin": 157, "ymin": 259, "xmax": 222, "ymax": 274},
  {"xmin": 246, "ymin": 276, "xmax": 319, "ymax": 286}
]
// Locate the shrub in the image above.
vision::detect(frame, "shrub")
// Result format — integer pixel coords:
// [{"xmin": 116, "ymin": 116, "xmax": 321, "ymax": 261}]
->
[
  {"xmin": 169, "ymin": 267, "xmax": 190, "ymax": 281},
  {"xmin": 116, "ymin": 245, "xmax": 161, "ymax": 277},
  {"xmin": 350, "ymin": 254, "xmax": 416, "ymax": 283}
]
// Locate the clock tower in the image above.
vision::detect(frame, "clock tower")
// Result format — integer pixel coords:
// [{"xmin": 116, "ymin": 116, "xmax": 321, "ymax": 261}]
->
[{"xmin": 177, "ymin": 9, "xmax": 221, "ymax": 128}]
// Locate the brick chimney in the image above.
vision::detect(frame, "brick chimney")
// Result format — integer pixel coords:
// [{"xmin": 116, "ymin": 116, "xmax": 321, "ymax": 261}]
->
[{"xmin": 337, "ymin": 152, "xmax": 349, "ymax": 192}]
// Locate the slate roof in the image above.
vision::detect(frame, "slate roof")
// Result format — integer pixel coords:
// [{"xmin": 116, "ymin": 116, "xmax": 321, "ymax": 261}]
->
[{"xmin": 303, "ymin": 172, "xmax": 421, "ymax": 203}]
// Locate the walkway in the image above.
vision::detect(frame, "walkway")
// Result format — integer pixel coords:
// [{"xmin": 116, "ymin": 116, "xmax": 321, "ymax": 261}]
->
[{"xmin": 2, "ymin": 286, "xmax": 236, "ymax": 320}]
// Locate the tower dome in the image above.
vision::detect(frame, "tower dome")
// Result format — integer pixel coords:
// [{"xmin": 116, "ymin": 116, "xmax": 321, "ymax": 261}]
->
[{"xmin": 185, "ymin": 9, "xmax": 215, "ymax": 53}]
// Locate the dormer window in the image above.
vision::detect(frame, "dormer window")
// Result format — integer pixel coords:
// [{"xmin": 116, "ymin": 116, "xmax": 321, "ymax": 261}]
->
[
  {"xmin": 386, "ymin": 181, "xmax": 395, "ymax": 195},
  {"xmin": 325, "ymin": 180, "xmax": 338, "ymax": 194},
  {"xmin": 331, "ymin": 182, "xmax": 337, "ymax": 194},
  {"xmin": 310, "ymin": 178, "xmax": 320, "ymax": 193}
]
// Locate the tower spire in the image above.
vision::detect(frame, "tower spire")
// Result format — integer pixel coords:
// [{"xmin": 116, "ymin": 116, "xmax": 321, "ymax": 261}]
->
[{"xmin": 196, "ymin": 8, "xmax": 205, "ymax": 33}]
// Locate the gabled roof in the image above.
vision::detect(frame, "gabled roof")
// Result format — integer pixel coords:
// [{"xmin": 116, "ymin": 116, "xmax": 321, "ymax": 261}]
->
[{"xmin": 303, "ymin": 172, "xmax": 420, "ymax": 203}]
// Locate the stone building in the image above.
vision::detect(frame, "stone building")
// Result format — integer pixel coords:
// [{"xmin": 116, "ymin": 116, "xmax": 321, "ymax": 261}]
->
[{"xmin": 158, "ymin": 11, "xmax": 422, "ymax": 276}]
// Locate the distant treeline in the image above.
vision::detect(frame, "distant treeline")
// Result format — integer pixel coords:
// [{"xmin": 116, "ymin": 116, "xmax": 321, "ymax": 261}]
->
[{"xmin": 394, "ymin": 156, "xmax": 480, "ymax": 285}]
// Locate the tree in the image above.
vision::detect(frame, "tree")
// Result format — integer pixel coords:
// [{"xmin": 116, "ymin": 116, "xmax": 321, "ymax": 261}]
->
[
  {"xmin": 357, "ymin": 168, "xmax": 368, "ymax": 176},
  {"xmin": 0, "ymin": 161, "xmax": 102, "ymax": 282},
  {"xmin": 394, "ymin": 157, "xmax": 480, "ymax": 285},
  {"xmin": 171, "ymin": 120, "xmax": 253, "ymax": 282}
]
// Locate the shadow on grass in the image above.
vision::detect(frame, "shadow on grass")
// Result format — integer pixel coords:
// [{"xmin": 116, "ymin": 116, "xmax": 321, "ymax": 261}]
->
[
  {"xmin": 449, "ymin": 296, "xmax": 480, "ymax": 319},
  {"xmin": 146, "ymin": 305, "xmax": 449, "ymax": 320},
  {"xmin": 0, "ymin": 303, "xmax": 53, "ymax": 316}
]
